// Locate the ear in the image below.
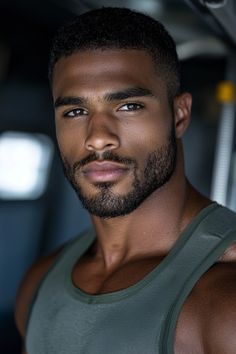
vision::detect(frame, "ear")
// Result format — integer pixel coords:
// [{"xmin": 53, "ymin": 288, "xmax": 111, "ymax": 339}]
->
[{"xmin": 173, "ymin": 93, "xmax": 192, "ymax": 138}]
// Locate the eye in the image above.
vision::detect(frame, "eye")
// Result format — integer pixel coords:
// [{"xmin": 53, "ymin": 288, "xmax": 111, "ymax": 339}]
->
[
  {"xmin": 118, "ymin": 103, "xmax": 144, "ymax": 111},
  {"xmin": 63, "ymin": 108, "xmax": 88, "ymax": 118}
]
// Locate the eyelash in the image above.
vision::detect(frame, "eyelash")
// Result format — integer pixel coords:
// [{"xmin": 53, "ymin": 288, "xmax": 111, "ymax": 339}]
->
[
  {"xmin": 117, "ymin": 103, "xmax": 144, "ymax": 111},
  {"xmin": 63, "ymin": 108, "xmax": 88, "ymax": 118},
  {"xmin": 62, "ymin": 102, "xmax": 144, "ymax": 118}
]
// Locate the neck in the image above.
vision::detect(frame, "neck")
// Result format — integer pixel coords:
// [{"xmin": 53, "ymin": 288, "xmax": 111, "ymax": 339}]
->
[{"xmin": 90, "ymin": 143, "xmax": 211, "ymax": 269}]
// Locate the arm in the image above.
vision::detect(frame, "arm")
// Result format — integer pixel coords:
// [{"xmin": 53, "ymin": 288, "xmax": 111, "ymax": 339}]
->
[
  {"xmin": 201, "ymin": 262, "xmax": 236, "ymax": 354},
  {"xmin": 15, "ymin": 248, "xmax": 63, "ymax": 352}
]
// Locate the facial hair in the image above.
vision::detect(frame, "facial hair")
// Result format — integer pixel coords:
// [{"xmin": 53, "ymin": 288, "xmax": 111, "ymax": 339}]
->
[{"xmin": 61, "ymin": 126, "xmax": 177, "ymax": 218}]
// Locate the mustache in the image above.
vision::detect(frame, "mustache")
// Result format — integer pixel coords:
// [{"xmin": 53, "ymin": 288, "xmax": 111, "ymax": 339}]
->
[{"xmin": 71, "ymin": 151, "xmax": 136, "ymax": 173}]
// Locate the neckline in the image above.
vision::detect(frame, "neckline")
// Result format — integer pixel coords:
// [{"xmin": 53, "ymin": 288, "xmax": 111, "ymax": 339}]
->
[{"xmin": 65, "ymin": 202, "xmax": 219, "ymax": 304}]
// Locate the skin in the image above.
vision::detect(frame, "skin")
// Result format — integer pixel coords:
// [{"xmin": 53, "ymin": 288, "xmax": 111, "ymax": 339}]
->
[{"xmin": 15, "ymin": 49, "xmax": 236, "ymax": 353}]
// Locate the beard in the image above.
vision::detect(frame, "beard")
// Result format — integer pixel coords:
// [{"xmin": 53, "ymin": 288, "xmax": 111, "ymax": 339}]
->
[{"xmin": 61, "ymin": 126, "xmax": 177, "ymax": 218}]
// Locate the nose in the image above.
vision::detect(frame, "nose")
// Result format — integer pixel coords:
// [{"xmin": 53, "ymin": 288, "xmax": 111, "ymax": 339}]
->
[{"xmin": 85, "ymin": 113, "xmax": 120, "ymax": 153}]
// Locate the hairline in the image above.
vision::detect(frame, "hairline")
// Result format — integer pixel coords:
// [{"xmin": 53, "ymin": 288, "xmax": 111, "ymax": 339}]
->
[{"xmin": 49, "ymin": 46, "xmax": 179, "ymax": 105}]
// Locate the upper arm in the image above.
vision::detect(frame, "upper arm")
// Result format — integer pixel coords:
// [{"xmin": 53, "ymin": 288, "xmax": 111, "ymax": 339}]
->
[
  {"xmin": 15, "ymin": 260, "xmax": 46, "ymax": 338},
  {"xmin": 201, "ymin": 262, "xmax": 236, "ymax": 354},
  {"xmin": 15, "ymin": 247, "xmax": 63, "ymax": 340},
  {"xmin": 205, "ymin": 305, "xmax": 236, "ymax": 354}
]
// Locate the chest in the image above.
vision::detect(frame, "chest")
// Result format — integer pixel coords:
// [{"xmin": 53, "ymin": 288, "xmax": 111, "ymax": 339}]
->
[
  {"xmin": 72, "ymin": 255, "xmax": 235, "ymax": 354},
  {"xmin": 71, "ymin": 257, "xmax": 205, "ymax": 354},
  {"xmin": 27, "ymin": 232, "xmax": 236, "ymax": 354},
  {"xmin": 28, "ymin": 260, "xmax": 219, "ymax": 354}
]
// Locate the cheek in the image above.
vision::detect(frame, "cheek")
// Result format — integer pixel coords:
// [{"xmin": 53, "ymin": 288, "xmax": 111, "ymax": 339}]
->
[
  {"xmin": 55, "ymin": 121, "xmax": 84, "ymax": 162},
  {"xmin": 121, "ymin": 116, "xmax": 170, "ymax": 153},
  {"xmin": 55, "ymin": 123, "xmax": 67, "ymax": 153}
]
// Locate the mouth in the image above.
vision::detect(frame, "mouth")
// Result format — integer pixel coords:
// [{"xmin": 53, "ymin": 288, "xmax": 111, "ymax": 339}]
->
[{"xmin": 81, "ymin": 161, "xmax": 130, "ymax": 183}]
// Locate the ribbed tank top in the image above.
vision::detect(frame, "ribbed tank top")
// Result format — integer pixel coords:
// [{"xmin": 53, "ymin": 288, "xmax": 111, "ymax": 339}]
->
[{"xmin": 26, "ymin": 203, "xmax": 236, "ymax": 354}]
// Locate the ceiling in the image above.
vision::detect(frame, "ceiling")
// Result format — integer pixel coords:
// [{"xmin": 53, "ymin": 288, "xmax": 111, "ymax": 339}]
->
[
  {"xmin": 0, "ymin": 0, "xmax": 235, "ymax": 95},
  {"xmin": 0, "ymin": 0, "xmax": 235, "ymax": 43}
]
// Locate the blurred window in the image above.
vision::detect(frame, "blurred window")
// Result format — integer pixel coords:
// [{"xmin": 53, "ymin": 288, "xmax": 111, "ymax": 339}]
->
[{"xmin": 0, "ymin": 131, "xmax": 53, "ymax": 200}]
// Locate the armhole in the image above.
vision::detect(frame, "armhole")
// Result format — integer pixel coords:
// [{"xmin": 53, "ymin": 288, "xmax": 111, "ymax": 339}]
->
[
  {"xmin": 24, "ymin": 252, "xmax": 61, "ymax": 334},
  {"xmin": 24, "ymin": 229, "xmax": 93, "ymax": 335},
  {"xmin": 24, "ymin": 238, "xmax": 72, "ymax": 334}
]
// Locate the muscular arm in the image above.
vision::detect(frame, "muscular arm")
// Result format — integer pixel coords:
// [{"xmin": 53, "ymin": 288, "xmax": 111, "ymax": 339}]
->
[
  {"xmin": 200, "ymin": 262, "xmax": 236, "ymax": 354},
  {"xmin": 175, "ymin": 261, "xmax": 236, "ymax": 354},
  {"xmin": 15, "ymin": 247, "xmax": 63, "ymax": 352}
]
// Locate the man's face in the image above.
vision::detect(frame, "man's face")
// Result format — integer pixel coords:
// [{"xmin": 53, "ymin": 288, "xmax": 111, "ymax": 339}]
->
[{"xmin": 53, "ymin": 49, "xmax": 177, "ymax": 218}]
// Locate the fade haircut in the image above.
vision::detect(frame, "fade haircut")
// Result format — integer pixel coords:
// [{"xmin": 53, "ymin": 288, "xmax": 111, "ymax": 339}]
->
[{"xmin": 49, "ymin": 7, "xmax": 181, "ymax": 103}]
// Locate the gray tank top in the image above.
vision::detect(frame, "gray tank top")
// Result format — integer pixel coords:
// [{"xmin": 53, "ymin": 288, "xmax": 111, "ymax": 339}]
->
[{"xmin": 26, "ymin": 203, "xmax": 236, "ymax": 354}]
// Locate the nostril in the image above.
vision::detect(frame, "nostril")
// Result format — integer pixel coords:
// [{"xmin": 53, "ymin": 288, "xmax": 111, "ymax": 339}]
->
[
  {"xmin": 85, "ymin": 129, "xmax": 120, "ymax": 152},
  {"xmin": 106, "ymin": 143, "xmax": 115, "ymax": 148},
  {"xmin": 86, "ymin": 141, "xmax": 118, "ymax": 152}
]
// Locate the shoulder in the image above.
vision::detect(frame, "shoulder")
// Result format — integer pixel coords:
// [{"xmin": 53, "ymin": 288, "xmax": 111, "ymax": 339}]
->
[
  {"xmin": 15, "ymin": 245, "xmax": 64, "ymax": 339},
  {"xmin": 197, "ymin": 260, "xmax": 236, "ymax": 353},
  {"xmin": 176, "ymin": 258, "xmax": 236, "ymax": 353}
]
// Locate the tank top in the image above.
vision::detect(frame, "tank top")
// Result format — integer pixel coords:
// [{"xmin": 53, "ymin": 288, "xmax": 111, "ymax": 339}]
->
[{"xmin": 26, "ymin": 203, "xmax": 236, "ymax": 354}]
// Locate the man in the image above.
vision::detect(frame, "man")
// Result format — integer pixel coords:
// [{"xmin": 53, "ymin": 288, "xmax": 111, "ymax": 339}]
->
[{"xmin": 15, "ymin": 7, "xmax": 236, "ymax": 354}]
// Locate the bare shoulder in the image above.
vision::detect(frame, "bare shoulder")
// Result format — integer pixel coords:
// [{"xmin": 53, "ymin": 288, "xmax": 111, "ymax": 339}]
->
[
  {"xmin": 15, "ymin": 245, "xmax": 64, "ymax": 339},
  {"xmin": 176, "ymin": 255, "xmax": 236, "ymax": 354},
  {"xmin": 197, "ymin": 259, "xmax": 236, "ymax": 353}
]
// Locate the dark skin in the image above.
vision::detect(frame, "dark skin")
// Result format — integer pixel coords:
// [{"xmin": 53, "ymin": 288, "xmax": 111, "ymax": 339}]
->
[{"xmin": 15, "ymin": 49, "xmax": 236, "ymax": 353}]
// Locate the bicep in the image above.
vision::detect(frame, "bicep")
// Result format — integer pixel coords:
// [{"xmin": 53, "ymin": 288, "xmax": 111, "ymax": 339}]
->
[
  {"xmin": 15, "ymin": 268, "xmax": 38, "ymax": 339},
  {"xmin": 15, "ymin": 246, "xmax": 64, "ymax": 338}
]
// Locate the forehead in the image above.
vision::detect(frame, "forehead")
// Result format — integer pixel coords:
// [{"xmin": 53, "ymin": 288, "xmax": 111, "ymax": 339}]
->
[{"xmin": 52, "ymin": 49, "xmax": 165, "ymax": 99}]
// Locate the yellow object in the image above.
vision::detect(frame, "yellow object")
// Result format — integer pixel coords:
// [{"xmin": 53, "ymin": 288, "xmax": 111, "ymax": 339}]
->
[{"xmin": 216, "ymin": 81, "xmax": 236, "ymax": 103}]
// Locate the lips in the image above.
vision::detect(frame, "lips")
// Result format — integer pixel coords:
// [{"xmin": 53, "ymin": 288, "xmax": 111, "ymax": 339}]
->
[{"xmin": 81, "ymin": 161, "xmax": 129, "ymax": 182}]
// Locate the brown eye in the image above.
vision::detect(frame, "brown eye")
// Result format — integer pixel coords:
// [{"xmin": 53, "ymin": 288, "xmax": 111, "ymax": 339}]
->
[
  {"xmin": 118, "ymin": 103, "xmax": 144, "ymax": 111},
  {"xmin": 63, "ymin": 108, "xmax": 88, "ymax": 118}
]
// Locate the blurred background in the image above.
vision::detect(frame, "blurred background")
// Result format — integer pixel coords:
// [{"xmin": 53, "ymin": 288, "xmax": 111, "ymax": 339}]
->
[{"xmin": 0, "ymin": 0, "xmax": 236, "ymax": 352}]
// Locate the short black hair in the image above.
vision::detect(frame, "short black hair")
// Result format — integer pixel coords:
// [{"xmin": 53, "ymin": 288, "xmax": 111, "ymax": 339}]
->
[{"xmin": 49, "ymin": 7, "xmax": 181, "ymax": 102}]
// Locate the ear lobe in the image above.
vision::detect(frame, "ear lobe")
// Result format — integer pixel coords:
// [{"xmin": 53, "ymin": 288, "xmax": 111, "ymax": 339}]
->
[{"xmin": 174, "ymin": 93, "xmax": 192, "ymax": 138}]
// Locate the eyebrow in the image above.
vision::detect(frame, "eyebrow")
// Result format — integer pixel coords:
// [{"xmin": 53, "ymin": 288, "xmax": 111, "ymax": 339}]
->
[
  {"xmin": 54, "ymin": 96, "xmax": 84, "ymax": 109},
  {"xmin": 104, "ymin": 87, "xmax": 156, "ymax": 101},
  {"xmin": 54, "ymin": 87, "xmax": 156, "ymax": 109}
]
